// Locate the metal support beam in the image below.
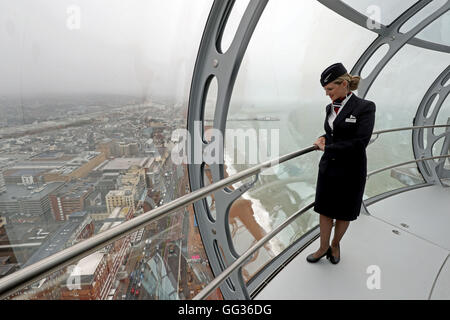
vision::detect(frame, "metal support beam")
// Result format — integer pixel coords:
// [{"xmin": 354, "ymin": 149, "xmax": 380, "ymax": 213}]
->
[
  {"xmin": 413, "ymin": 66, "xmax": 450, "ymax": 186},
  {"xmin": 318, "ymin": 0, "xmax": 450, "ymax": 54},
  {"xmin": 187, "ymin": 0, "xmax": 269, "ymax": 299},
  {"xmin": 350, "ymin": 0, "xmax": 449, "ymax": 98},
  {"xmin": 437, "ymin": 118, "xmax": 450, "ymax": 180}
]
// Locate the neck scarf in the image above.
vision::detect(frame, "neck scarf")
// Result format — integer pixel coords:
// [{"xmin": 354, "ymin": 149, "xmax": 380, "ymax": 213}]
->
[{"xmin": 332, "ymin": 92, "xmax": 352, "ymax": 114}]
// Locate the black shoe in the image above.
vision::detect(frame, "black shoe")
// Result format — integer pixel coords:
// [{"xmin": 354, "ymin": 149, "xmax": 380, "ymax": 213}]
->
[
  {"xmin": 329, "ymin": 244, "xmax": 340, "ymax": 264},
  {"xmin": 306, "ymin": 247, "xmax": 331, "ymax": 263}
]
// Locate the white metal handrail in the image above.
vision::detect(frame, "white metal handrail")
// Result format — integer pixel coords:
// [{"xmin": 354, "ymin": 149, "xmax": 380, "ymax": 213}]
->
[
  {"xmin": 0, "ymin": 146, "xmax": 317, "ymax": 299},
  {"xmin": 1, "ymin": 124, "xmax": 448, "ymax": 300}
]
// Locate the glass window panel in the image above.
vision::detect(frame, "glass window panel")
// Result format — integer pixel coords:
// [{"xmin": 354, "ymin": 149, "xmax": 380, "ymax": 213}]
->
[
  {"xmin": 0, "ymin": 0, "xmax": 214, "ymax": 286},
  {"xmin": 221, "ymin": 0, "xmax": 377, "ymax": 283},
  {"xmin": 365, "ymin": 166, "xmax": 425, "ymax": 199},
  {"xmin": 365, "ymin": 132, "xmax": 426, "ymax": 199},
  {"xmin": 361, "ymin": 43, "xmax": 390, "ymax": 78},
  {"xmin": 415, "ymin": 10, "xmax": 450, "ymax": 46},
  {"xmin": 220, "ymin": 0, "xmax": 252, "ymax": 53},
  {"xmin": 341, "ymin": 0, "xmax": 418, "ymax": 26},
  {"xmin": 365, "ymin": 44, "xmax": 450, "ymax": 129},
  {"xmin": 399, "ymin": 0, "xmax": 447, "ymax": 34},
  {"xmin": 365, "ymin": 44, "xmax": 450, "ymax": 198},
  {"xmin": 227, "ymin": 0, "xmax": 378, "ymax": 164}
]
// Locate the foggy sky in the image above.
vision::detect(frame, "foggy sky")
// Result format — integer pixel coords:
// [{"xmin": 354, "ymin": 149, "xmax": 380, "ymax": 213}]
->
[
  {"xmin": 0, "ymin": 0, "xmax": 213, "ymax": 99},
  {"xmin": 0, "ymin": 0, "xmax": 449, "ymax": 115}
]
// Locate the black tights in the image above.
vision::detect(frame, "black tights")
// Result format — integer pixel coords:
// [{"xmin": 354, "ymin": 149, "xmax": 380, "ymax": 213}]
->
[{"xmin": 319, "ymin": 214, "xmax": 350, "ymax": 251}]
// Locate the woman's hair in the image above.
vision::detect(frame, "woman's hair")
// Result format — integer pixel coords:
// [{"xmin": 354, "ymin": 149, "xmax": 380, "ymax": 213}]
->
[{"xmin": 333, "ymin": 73, "xmax": 361, "ymax": 91}]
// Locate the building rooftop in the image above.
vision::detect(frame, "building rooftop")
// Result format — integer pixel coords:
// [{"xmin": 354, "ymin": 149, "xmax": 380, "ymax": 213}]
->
[
  {"xmin": 0, "ymin": 182, "xmax": 64, "ymax": 203},
  {"xmin": 106, "ymin": 189, "xmax": 133, "ymax": 197},
  {"xmin": 51, "ymin": 180, "xmax": 95, "ymax": 199},
  {"xmin": 3, "ymin": 168, "xmax": 49, "ymax": 178},
  {"xmin": 65, "ymin": 152, "xmax": 101, "ymax": 166},
  {"xmin": 22, "ymin": 211, "xmax": 91, "ymax": 268},
  {"xmin": 102, "ymin": 158, "xmax": 150, "ymax": 172},
  {"xmin": 73, "ymin": 251, "xmax": 105, "ymax": 277},
  {"xmin": 30, "ymin": 151, "xmax": 67, "ymax": 160},
  {"xmin": 97, "ymin": 207, "xmax": 129, "ymax": 234},
  {"xmin": 68, "ymin": 211, "xmax": 89, "ymax": 220},
  {"xmin": 11, "ymin": 161, "xmax": 67, "ymax": 170}
]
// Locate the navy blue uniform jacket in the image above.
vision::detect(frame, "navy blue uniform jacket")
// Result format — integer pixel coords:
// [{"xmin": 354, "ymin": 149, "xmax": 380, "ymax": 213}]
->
[{"xmin": 314, "ymin": 94, "xmax": 376, "ymax": 221}]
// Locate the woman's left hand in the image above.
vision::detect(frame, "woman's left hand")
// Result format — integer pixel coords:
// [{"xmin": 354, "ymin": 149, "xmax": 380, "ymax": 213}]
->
[{"xmin": 314, "ymin": 137, "xmax": 326, "ymax": 152}]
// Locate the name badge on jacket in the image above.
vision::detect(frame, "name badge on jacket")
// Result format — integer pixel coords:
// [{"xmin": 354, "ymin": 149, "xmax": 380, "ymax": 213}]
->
[{"xmin": 345, "ymin": 115, "xmax": 357, "ymax": 123}]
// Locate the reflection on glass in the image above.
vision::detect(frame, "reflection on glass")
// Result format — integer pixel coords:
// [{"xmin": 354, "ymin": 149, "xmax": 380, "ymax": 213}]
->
[
  {"xmin": 224, "ymin": 155, "xmax": 320, "ymax": 282},
  {"xmin": 239, "ymin": 206, "xmax": 318, "ymax": 281}
]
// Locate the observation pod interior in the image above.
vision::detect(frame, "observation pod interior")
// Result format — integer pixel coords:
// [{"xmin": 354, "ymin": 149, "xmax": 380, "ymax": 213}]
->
[
  {"xmin": 0, "ymin": 0, "xmax": 448, "ymax": 301},
  {"xmin": 187, "ymin": 0, "xmax": 450, "ymax": 300}
]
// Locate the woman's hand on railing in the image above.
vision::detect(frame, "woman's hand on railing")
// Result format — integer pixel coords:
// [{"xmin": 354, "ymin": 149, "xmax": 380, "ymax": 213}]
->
[{"xmin": 314, "ymin": 137, "xmax": 325, "ymax": 151}]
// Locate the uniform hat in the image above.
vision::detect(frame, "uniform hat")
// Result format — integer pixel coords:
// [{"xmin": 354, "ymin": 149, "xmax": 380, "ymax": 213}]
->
[{"xmin": 320, "ymin": 63, "xmax": 348, "ymax": 87}]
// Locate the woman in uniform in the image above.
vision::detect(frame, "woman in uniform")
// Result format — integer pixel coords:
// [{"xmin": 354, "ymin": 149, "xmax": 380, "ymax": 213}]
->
[{"xmin": 307, "ymin": 63, "xmax": 376, "ymax": 265}]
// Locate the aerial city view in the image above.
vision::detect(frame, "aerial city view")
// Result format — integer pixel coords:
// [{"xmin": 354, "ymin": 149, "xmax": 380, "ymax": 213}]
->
[
  {"xmin": 0, "ymin": 96, "xmax": 221, "ymax": 300},
  {"xmin": 1, "ymin": 0, "xmax": 449, "ymax": 303}
]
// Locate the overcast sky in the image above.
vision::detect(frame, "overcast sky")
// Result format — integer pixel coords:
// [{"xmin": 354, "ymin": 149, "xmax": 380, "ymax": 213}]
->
[
  {"xmin": 0, "ymin": 0, "xmax": 213, "ymax": 99},
  {"xmin": 0, "ymin": 0, "xmax": 449, "ymax": 115}
]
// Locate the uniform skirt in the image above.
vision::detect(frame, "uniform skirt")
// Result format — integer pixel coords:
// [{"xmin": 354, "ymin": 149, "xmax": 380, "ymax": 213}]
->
[{"xmin": 313, "ymin": 155, "xmax": 367, "ymax": 221}]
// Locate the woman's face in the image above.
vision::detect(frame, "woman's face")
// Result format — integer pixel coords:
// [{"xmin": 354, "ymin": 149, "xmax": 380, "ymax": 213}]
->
[{"xmin": 323, "ymin": 81, "xmax": 348, "ymax": 102}]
